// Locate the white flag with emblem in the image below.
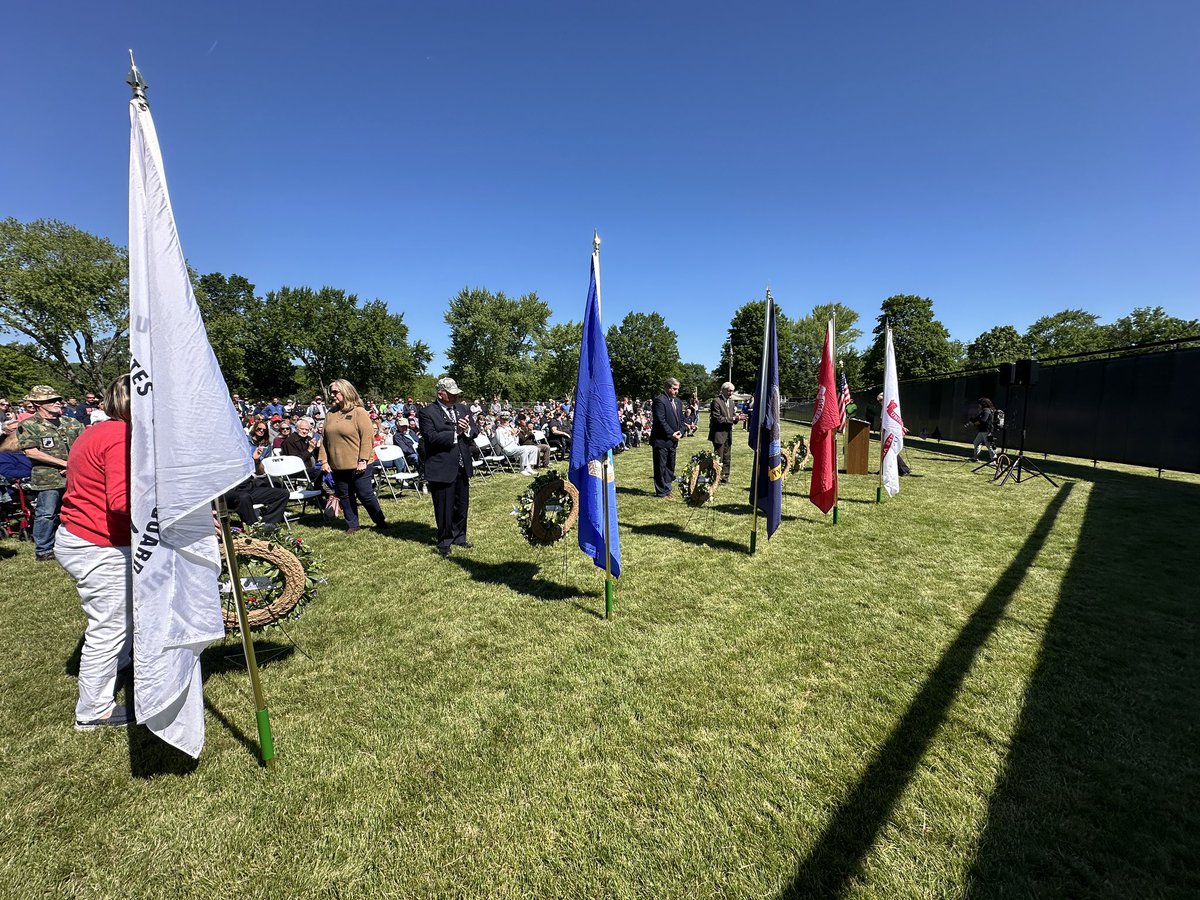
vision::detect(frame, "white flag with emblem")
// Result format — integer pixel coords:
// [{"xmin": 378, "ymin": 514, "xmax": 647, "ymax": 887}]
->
[
  {"xmin": 880, "ymin": 325, "xmax": 904, "ymax": 498},
  {"xmin": 129, "ymin": 91, "xmax": 253, "ymax": 758}
]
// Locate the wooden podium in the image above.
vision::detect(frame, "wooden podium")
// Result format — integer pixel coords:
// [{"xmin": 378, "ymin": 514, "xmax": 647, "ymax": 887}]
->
[{"xmin": 844, "ymin": 418, "xmax": 871, "ymax": 475}]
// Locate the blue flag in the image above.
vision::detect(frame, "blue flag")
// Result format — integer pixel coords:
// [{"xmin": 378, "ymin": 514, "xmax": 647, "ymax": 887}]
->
[
  {"xmin": 748, "ymin": 292, "xmax": 783, "ymax": 538},
  {"xmin": 569, "ymin": 250, "xmax": 622, "ymax": 577}
]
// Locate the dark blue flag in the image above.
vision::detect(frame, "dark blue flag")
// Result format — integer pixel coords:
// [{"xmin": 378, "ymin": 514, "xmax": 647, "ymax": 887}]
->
[
  {"xmin": 569, "ymin": 250, "xmax": 622, "ymax": 577},
  {"xmin": 748, "ymin": 292, "xmax": 783, "ymax": 538}
]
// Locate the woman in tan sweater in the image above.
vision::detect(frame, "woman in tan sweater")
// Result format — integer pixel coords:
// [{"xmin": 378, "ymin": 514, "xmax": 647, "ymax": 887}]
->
[{"xmin": 319, "ymin": 379, "xmax": 386, "ymax": 533}]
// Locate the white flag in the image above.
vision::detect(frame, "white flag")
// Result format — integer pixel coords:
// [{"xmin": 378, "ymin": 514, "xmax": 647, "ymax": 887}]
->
[
  {"xmin": 129, "ymin": 95, "xmax": 253, "ymax": 758},
  {"xmin": 880, "ymin": 325, "xmax": 904, "ymax": 498}
]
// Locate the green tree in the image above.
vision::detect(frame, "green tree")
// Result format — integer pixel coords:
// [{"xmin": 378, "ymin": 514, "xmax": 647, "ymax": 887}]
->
[
  {"xmin": 965, "ymin": 325, "xmax": 1026, "ymax": 369},
  {"xmin": 790, "ymin": 302, "xmax": 863, "ymax": 400},
  {"xmin": 0, "ymin": 342, "xmax": 54, "ymax": 398},
  {"xmin": 444, "ymin": 287, "xmax": 550, "ymax": 399},
  {"xmin": 1107, "ymin": 306, "xmax": 1199, "ymax": 348},
  {"xmin": 538, "ymin": 320, "xmax": 583, "ymax": 401},
  {"xmin": 195, "ymin": 272, "xmax": 260, "ymax": 392},
  {"xmin": 606, "ymin": 312, "xmax": 680, "ymax": 400},
  {"xmin": 716, "ymin": 300, "xmax": 776, "ymax": 394},
  {"xmin": 676, "ymin": 362, "xmax": 713, "ymax": 401},
  {"xmin": 265, "ymin": 286, "xmax": 420, "ymax": 396},
  {"xmin": 0, "ymin": 218, "xmax": 128, "ymax": 393},
  {"xmin": 861, "ymin": 295, "xmax": 957, "ymax": 387},
  {"xmin": 1023, "ymin": 309, "xmax": 1106, "ymax": 359},
  {"xmin": 407, "ymin": 373, "xmax": 438, "ymax": 402}
]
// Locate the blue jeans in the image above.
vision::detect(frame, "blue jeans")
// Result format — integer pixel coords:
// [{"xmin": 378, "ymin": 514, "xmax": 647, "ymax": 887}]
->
[
  {"xmin": 331, "ymin": 468, "xmax": 385, "ymax": 529},
  {"xmin": 33, "ymin": 488, "xmax": 63, "ymax": 556}
]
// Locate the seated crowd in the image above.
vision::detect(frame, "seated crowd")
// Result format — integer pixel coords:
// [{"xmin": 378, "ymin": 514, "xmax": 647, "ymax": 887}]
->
[{"xmin": 2, "ymin": 385, "xmax": 706, "ymax": 539}]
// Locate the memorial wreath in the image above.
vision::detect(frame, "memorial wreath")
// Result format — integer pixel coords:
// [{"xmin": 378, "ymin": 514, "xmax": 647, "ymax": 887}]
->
[
  {"xmin": 683, "ymin": 450, "xmax": 723, "ymax": 507},
  {"xmin": 513, "ymin": 470, "xmax": 579, "ymax": 546},
  {"xmin": 219, "ymin": 527, "xmax": 323, "ymax": 632}
]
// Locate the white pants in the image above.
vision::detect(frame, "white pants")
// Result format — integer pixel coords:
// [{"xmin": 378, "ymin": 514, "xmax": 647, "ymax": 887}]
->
[
  {"xmin": 55, "ymin": 528, "xmax": 133, "ymax": 722},
  {"xmin": 972, "ymin": 432, "xmax": 994, "ymax": 460},
  {"xmin": 504, "ymin": 445, "xmax": 539, "ymax": 472}
]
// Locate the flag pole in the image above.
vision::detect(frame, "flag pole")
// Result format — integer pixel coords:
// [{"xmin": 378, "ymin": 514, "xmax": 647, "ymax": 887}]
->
[
  {"xmin": 748, "ymin": 288, "xmax": 771, "ymax": 554},
  {"xmin": 830, "ymin": 314, "xmax": 840, "ymax": 525},
  {"xmin": 594, "ymin": 231, "xmax": 615, "ymax": 620},
  {"xmin": 877, "ymin": 320, "xmax": 889, "ymax": 504},
  {"xmin": 215, "ymin": 497, "xmax": 276, "ymax": 769}
]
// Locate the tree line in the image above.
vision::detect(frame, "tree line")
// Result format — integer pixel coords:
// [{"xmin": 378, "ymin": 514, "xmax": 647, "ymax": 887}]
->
[{"xmin": 2, "ymin": 217, "xmax": 1196, "ymax": 401}]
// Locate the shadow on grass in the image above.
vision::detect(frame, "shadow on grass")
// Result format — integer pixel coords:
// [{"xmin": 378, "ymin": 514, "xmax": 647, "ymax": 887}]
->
[
  {"xmin": 64, "ymin": 635, "xmax": 84, "ymax": 677},
  {"xmin": 377, "ymin": 518, "xmax": 438, "ymax": 545},
  {"xmin": 628, "ymin": 521, "xmax": 749, "ymax": 553},
  {"xmin": 450, "ymin": 556, "xmax": 588, "ymax": 603},
  {"xmin": 200, "ymin": 639, "xmax": 295, "ymax": 680},
  {"xmin": 778, "ymin": 483, "xmax": 1075, "ymax": 900},
  {"xmin": 128, "ymin": 724, "xmax": 200, "ymax": 778},
  {"xmin": 964, "ymin": 477, "xmax": 1200, "ymax": 896},
  {"xmin": 904, "ymin": 437, "xmax": 1164, "ymax": 485},
  {"xmin": 126, "ymin": 640, "xmax": 294, "ymax": 777},
  {"xmin": 0, "ymin": 545, "xmax": 16, "ymax": 560},
  {"xmin": 615, "ymin": 485, "xmax": 653, "ymax": 497}
]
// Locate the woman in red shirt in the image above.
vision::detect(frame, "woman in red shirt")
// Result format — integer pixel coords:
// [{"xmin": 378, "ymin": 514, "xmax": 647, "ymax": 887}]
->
[{"xmin": 55, "ymin": 375, "xmax": 133, "ymax": 731}]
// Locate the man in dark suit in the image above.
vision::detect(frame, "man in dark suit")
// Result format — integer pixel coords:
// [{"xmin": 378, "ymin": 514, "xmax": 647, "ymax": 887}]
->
[
  {"xmin": 651, "ymin": 377, "xmax": 683, "ymax": 498},
  {"xmin": 708, "ymin": 381, "xmax": 746, "ymax": 484},
  {"xmin": 417, "ymin": 377, "xmax": 478, "ymax": 556}
]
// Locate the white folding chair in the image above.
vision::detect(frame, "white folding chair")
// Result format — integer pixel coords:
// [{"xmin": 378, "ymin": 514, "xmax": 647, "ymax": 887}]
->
[
  {"xmin": 488, "ymin": 433, "xmax": 519, "ymax": 473},
  {"xmin": 532, "ymin": 429, "xmax": 560, "ymax": 462},
  {"xmin": 373, "ymin": 445, "xmax": 421, "ymax": 499},
  {"xmin": 472, "ymin": 434, "xmax": 507, "ymax": 475},
  {"xmin": 260, "ymin": 454, "xmax": 323, "ymax": 531}
]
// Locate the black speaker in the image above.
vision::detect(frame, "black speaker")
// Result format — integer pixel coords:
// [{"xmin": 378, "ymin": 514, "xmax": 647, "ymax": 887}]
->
[
  {"xmin": 1015, "ymin": 358, "xmax": 1039, "ymax": 386},
  {"xmin": 998, "ymin": 363, "xmax": 1016, "ymax": 385}
]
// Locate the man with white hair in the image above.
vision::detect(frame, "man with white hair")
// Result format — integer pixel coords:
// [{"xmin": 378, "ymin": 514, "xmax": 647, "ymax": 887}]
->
[
  {"xmin": 494, "ymin": 411, "xmax": 538, "ymax": 475},
  {"xmin": 708, "ymin": 381, "xmax": 746, "ymax": 484}
]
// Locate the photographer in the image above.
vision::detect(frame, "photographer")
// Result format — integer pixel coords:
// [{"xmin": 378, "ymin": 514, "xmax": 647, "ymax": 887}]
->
[{"xmin": 970, "ymin": 397, "xmax": 997, "ymax": 462}]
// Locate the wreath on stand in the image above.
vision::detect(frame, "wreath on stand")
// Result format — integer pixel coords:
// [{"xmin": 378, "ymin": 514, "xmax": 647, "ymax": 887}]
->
[
  {"xmin": 683, "ymin": 450, "xmax": 723, "ymax": 507},
  {"xmin": 778, "ymin": 445, "xmax": 793, "ymax": 483},
  {"xmin": 513, "ymin": 470, "xmax": 580, "ymax": 546},
  {"xmin": 218, "ymin": 527, "xmax": 323, "ymax": 633},
  {"xmin": 789, "ymin": 435, "xmax": 811, "ymax": 473}
]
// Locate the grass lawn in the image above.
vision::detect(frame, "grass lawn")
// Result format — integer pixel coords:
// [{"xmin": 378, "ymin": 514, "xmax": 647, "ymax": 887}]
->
[{"xmin": 1, "ymin": 421, "xmax": 1197, "ymax": 899}]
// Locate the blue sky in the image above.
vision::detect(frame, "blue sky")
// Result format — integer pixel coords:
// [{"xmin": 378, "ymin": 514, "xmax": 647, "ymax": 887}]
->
[{"xmin": 3, "ymin": 1, "xmax": 1197, "ymax": 373}]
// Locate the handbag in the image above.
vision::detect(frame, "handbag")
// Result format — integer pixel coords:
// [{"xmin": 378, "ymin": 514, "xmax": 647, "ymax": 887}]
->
[{"xmin": 323, "ymin": 494, "xmax": 342, "ymax": 520}]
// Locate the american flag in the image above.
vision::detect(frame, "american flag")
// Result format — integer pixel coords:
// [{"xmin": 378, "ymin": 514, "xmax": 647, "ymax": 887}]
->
[{"xmin": 838, "ymin": 367, "xmax": 852, "ymax": 430}]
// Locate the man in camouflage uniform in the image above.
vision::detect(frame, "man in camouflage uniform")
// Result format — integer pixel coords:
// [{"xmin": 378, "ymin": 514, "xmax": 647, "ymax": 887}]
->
[{"xmin": 18, "ymin": 385, "xmax": 84, "ymax": 560}]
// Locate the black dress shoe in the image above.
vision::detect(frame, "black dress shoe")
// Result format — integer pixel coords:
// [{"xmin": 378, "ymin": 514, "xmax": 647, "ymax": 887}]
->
[
  {"xmin": 454, "ymin": 541, "xmax": 474, "ymax": 549},
  {"xmin": 437, "ymin": 545, "xmax": 452, "ymax": 557}
]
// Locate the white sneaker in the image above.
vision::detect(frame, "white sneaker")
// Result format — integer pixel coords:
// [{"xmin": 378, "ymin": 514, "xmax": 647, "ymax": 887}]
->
[{"xmin": 520, "ymin": 469, "xmax": 534, "ymax": 476}]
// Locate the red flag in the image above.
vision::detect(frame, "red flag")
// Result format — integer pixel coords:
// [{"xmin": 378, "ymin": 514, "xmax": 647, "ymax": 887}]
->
[{"xmin": 809, "ymin": 320, "xmax": 840, "ymax": 513}]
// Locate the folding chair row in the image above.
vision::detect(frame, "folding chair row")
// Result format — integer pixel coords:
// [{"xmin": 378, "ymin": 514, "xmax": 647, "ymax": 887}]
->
[
  {"xmin": 373, "ymin": 445, "xmax": 423, "ymax": 499},
  {"xmin": 259, "ymin": 454, "xmax": 323, "ymax": 532}
]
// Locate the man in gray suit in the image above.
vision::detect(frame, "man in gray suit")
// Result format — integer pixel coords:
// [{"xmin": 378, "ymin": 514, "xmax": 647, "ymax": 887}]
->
[{"xmin": 708, "ymin": 381, "xmax": 745, "ymax": 484}]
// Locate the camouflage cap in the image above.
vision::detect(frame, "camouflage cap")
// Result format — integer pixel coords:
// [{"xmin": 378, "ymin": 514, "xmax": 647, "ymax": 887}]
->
[{"xmin": 23, "ymin": 385, "xmax": 63, "ymax": 403}]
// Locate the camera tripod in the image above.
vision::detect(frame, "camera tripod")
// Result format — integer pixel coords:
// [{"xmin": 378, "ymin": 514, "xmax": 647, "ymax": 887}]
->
[{"xmin": 994, "ymin": 382, "xmax": 1056, "ymax": 487}]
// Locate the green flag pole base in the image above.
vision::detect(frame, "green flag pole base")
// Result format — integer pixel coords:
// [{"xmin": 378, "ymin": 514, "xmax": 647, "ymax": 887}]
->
[
  {"xmin": 833, "ymin": 504, "xmax": 839, "ymax": 525},
  {"xmin": 876, "ymin": 485, "xmax": 882, "ymax": 504},
  {"xmin": 749, "ymin": 530, "xmax": 758, "ymax": 555},
  {"xmin": 256, "ymin": 708, "xmax": 276, "ymax": 768},
  {"xmin": 605, "ymin": 579, "xmax": 614, "ymax": 620}
]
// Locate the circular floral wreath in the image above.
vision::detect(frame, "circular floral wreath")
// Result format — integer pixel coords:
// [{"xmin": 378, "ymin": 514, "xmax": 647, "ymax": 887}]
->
[
  {"xmin": 789, "ymin": 435, "xmax": 811, "ymax": 473},
  {"xmin": 684, "ymin": 450, "xmax": 723, "ymax": 507},
  {"xmin": 514, "ymin": 470, "xmax": 580, "ymax": 546},
  {"xmin": 218, "ymin": 528, "xmax": 322, "ymax": 632}
]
